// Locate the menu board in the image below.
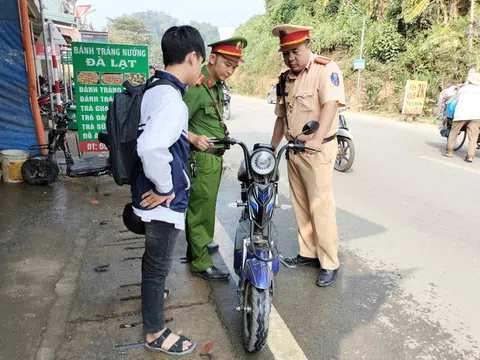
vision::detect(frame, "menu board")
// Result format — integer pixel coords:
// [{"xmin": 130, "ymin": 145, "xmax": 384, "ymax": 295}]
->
[{"xmin": 72, "ymin": 42, "xmax": 148, "ymax": 152}]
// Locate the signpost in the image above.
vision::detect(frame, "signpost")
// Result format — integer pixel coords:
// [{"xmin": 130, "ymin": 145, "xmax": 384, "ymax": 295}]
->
[
  {"xmin": 79, "ymin": 30, "xmax": 109, "ymax": 44},
  {"xmin": 72, "ymin": 42, "xmax": 148, "ymax": 152},
  {"xmin": 402, "ymin": 80, "xmax": 428, "ymax": 115},
  {"xmin": 347, "ymin": 1, "xmax": 366, "ymax": 102},
  {"xmin": 353, "ymin": 58, "xmax": 366, "ymax": 70}
]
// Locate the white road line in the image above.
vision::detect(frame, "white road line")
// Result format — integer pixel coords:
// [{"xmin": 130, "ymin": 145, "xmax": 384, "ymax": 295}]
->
[
  {"xmin": 214, "ymin": 218, "xmax": 309, "ymax": 360},
  {"xmin": 419, "ymin": 155, "xmax": 480, "ymax": 174}
]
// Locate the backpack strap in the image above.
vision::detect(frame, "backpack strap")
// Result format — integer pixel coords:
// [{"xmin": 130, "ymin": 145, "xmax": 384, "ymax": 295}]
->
[
  {"xmin": 143, "ymin": 78, "xmax": 177, "ymax": 93},
  {"xmin": 123, "ymin": 81, "xmax": 136, "ymax": 96}
]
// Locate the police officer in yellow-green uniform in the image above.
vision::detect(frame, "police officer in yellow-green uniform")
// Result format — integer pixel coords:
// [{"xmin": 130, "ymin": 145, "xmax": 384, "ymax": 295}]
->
[
  {"xmin": 271, "ymin": 25, "xmax": 345, "ymax": 287},
  {"xmin": 184, "ymin": 37, "xmax": 247, "ymax": 280}
]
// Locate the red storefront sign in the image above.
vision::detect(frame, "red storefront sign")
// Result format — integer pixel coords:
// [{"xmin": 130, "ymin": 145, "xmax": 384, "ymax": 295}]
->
[{"xmin": 35, "ymin": 43, "xmax": 61, "ymax": 57}]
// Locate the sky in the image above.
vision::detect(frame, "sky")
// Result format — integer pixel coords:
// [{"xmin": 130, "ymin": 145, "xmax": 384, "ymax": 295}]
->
[{"xmin": 79, "ymin": 0, "xmax": 266, "ymax": 30}]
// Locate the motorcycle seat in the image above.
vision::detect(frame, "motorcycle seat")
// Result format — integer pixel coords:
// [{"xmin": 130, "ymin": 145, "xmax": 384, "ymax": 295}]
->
[
  {"xmin": 38, "ymin": 95, "xmax": 50, "ymax": 105},
  {"xmin": 69, "ymin": 156, "xmax": 110, "ymax": 176}
]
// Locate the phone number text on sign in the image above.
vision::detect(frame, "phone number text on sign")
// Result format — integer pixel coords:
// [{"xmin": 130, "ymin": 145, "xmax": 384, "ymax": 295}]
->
[
  {"xmin": 79, "ymin": 141, "xmax": 109, "ymax": 152},
  {"xmin": 72, "ymin": 42, "xmax": 149, "ymax": 152}
]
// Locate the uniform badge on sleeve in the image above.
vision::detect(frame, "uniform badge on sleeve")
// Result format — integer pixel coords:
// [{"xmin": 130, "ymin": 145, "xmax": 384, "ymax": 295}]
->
[{"xmin": 331, "ymin": 73, "xmax": 340, "ymax": 87}]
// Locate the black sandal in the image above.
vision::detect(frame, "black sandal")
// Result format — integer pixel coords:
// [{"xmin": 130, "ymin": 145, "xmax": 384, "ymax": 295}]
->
[{"xmin": 145, "ymin": 328, "xmax": 196, "ymax": 356}]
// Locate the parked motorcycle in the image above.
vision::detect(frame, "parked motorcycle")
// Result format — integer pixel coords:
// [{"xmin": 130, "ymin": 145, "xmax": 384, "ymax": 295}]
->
[
  {"xmin": 37, "ymin": 94, "xmax": 51, "ymax": 115},
  {"xmin": 223, "ymin": 82, "xmax": 231, "ymax": 120},
  {"xmin": 210, "ymin": 120, "xmax": 320, "ymax": 353},
  {"xmin": 266, "ymin": 84, "xmax": 277, "ymax": 104},
  {"xmin": 335, "ymin": 107, "xmax": 355, "ymax": 172},
  {"xmin": 37, "ymin": 84, "xmax": 69, "ymax": 115},
  {"xmin": 22, "ymin": 101, "xmax": 111, "ymax": 185}
]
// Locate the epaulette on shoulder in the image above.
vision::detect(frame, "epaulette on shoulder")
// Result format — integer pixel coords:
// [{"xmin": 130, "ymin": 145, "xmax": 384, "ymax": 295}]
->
[
  {"xmin": 315, "ymin": 56, "xmax": 331, "ymax": 65},
  {"xmin": 195, "ymin": 75, "xmax": 205, "ymax": 86}
]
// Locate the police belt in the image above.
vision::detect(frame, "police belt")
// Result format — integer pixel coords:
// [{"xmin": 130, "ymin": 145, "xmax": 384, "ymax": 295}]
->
[
  {"xmin": 289, "ymin": 133, "xmax": 337, "ymax": 158},
  {"xmin": 291, "ymin": 133, "xmax": 337, "ymax": 146},
  {"xmin": 322, "ymin": 133, "xmax": 337, "ymax": 144},
  {"xmin": 191, "ymin": 147, "xmax": 225, "ymax": 156}
]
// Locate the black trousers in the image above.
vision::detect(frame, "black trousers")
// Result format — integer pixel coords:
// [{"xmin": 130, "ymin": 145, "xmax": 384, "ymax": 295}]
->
[{"xmin": 141, "ymin": 220, "xmax": 180, "ymax": 333}]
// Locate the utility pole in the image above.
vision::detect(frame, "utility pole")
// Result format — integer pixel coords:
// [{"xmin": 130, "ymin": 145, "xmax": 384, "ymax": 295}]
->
[
  {"xmin": 38, "ymin": 0, "xmax": 55, "ymax": 122},
  {"xmin": 358, "ymin": 15, "xmax": 366, "ymax": 102},
  {"xmin": 347, "ymin": 1, "xmax": 366, "ymax": 102},
  {"xmin": 48, "ymin": 21, "xmax": 62, "ymax": 114},
  {"xmin": 468, "ymin": 0, "xmax": 475, "ymax": 52}
]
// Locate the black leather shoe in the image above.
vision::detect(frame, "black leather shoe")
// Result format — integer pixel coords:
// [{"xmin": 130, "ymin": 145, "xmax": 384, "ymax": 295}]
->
[
  {"xmin": 316, "ymin": 269, "xmax": 339, "ymax": 287},
  {"xmin": 193, "ymin": 266, "xmax": 229, "ymax": 281},
  {"xmin": 207, "ymin": 242, "xmax": 219, "ymax": 254},
  {"xmin": 283, "ymin": 255, "xmax": 320, "ymax": 268}
]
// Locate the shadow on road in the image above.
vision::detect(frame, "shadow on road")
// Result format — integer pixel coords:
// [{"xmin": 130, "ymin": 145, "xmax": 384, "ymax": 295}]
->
[
  {"xmin": 275, "ymin": 259, "xmax": 395, "ymax": 360},
  {"xmin": 337, "ymin": 207, "xmax": 387, "ymax": 243},
  {"xmin": 425, "ymin": 140, "xmax": 468, "ymax": 158},
  {"xmin": 215, "ymin": 175, "xmax": 393, "ymax": 359}
]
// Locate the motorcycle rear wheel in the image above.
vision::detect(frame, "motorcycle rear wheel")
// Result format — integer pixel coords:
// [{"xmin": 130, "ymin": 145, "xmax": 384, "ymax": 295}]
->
[
  {"xmin": 335, "ymin": 137, "xmax": 355, "ymax": 172},
  {"xmin": 224, "ymin": 103, "xmax": 231, "ymax": 120},
  {"xmin": 242, "ymin": 281, "xmax": 271, "ymax": 353},
  {"xmin": 21, "ymin": 157, "xmax": 59, "ymax": 185}
]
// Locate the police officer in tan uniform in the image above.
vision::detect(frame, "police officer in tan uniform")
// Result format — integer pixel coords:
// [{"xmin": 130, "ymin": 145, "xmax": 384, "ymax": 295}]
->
[{"xmin": 270, "ymin": 25, "xmax": 345, "ymax": 287}]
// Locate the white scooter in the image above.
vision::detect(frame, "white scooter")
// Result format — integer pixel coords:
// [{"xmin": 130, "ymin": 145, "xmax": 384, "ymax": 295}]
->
[
  {"xmin": 335, "ymin": 107, "xmax": 355, "ymax": 172},
  {"xmin": 223, "ymin": 83, "xmax": 231, "ymax": 120}
]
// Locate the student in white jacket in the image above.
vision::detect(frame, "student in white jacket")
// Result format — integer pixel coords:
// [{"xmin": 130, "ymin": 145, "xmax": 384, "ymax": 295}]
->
[{"xmin": 134, "ymin": 26, "xmax": 204, "ymax": 356}]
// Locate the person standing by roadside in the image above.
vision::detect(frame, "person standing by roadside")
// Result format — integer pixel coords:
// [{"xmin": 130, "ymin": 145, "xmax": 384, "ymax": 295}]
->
[
  {"xmin": 270, "ymin": 25, "xmax": 345, "ymax": 287},
  {"xmin": 444, "ymin": 71, "xmax": 480, "ymax": 163},
  {"xmin": 149, "ymin": 65, "xmax": 156, "ymax": 77},
  {"xmin": 133, "ymin": 25, "xmax": 205, "ymax": 356},
  {"xmin": 183, "ymin": 37, "xmax": 247, "ymax": 280}
]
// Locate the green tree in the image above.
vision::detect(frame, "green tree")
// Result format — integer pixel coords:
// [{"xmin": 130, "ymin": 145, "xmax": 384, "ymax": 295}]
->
[
  {"xmin": 131, "ymin": 11, "xmax": 178, "ymax": 42},
  {"xmin": 149, "ymin": 44, "xmax": 163, "ymax": 68},
  {"xmin": 108, "ymin": 16, "xmax": 153, "ymax": 46},
  {"xmin": 129, "ymin": 11, "xmax": 179, "ymax": 67},
  {"xmin": 108, "ymin": 16, "xmax": 161, "ymax": 66},
  {"xmin": 190, "ymin": 21, "xmax": 220, "ymax": 46},
  {"xmin": 109, "ymin": 12, "xmax": 220, "ymax": 67},
  {"xmin": 190, "ymin": 21, "xmax": 220, "ymax": 57},
  {"xmin": 365, "ymin": 22, "xmax": 405, "ymax": 62},
  {"xmin": 402, "ymin": 0, "xmax": 469, "ymax": 24}
]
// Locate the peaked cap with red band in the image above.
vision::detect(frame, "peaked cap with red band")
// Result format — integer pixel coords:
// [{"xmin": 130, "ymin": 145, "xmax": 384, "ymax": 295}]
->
[
  {"xmin": 272, "ymin": 24, "xmax": 313, "ymax": 52},
  {"xmin": 208, "ymin": 36, "xmax": 248, "ymax": 62}
]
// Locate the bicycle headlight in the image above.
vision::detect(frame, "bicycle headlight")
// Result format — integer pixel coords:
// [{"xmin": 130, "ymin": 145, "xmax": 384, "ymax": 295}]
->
[{"xmin": 250, "ymin": 150, "xmax": 275, "ymax": 175}]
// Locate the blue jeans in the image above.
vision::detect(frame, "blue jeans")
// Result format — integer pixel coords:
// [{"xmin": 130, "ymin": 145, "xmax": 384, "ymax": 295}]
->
[{"xmin": 141, "ymin": 220, "xmax": 180, "ymax": 333}]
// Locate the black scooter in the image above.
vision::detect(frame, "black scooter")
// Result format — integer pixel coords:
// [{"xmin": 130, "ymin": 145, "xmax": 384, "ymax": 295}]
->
[
  {"xmin": 223, "ymin": 82, "xmax": 231, "ymax": 120},
  {"xmin": 210, "ymin": 121, "xmax": 320, "ymax": 353},
  {"xmin": 22, "ymin": 102, "xmax": 111, "ymax": 185}
]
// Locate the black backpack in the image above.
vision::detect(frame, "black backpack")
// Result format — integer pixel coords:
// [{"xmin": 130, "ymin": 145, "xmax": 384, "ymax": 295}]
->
[{"xmin": 105, "ymin": 76, "xmax": 176, "ymax": 185}]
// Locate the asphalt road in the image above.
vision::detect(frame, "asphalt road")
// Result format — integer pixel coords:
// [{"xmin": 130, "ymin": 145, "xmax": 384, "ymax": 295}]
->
[
  {"xmin": 0, "ymin": 178, "xmax": 96, "ymax": 360},
  {"xmin": 211, "ymin": 95, "xmax": 480, "ymax": 360},
  {"xmin": 1, "ymin": 95, "xmax": 478, "ymax": 360}
]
